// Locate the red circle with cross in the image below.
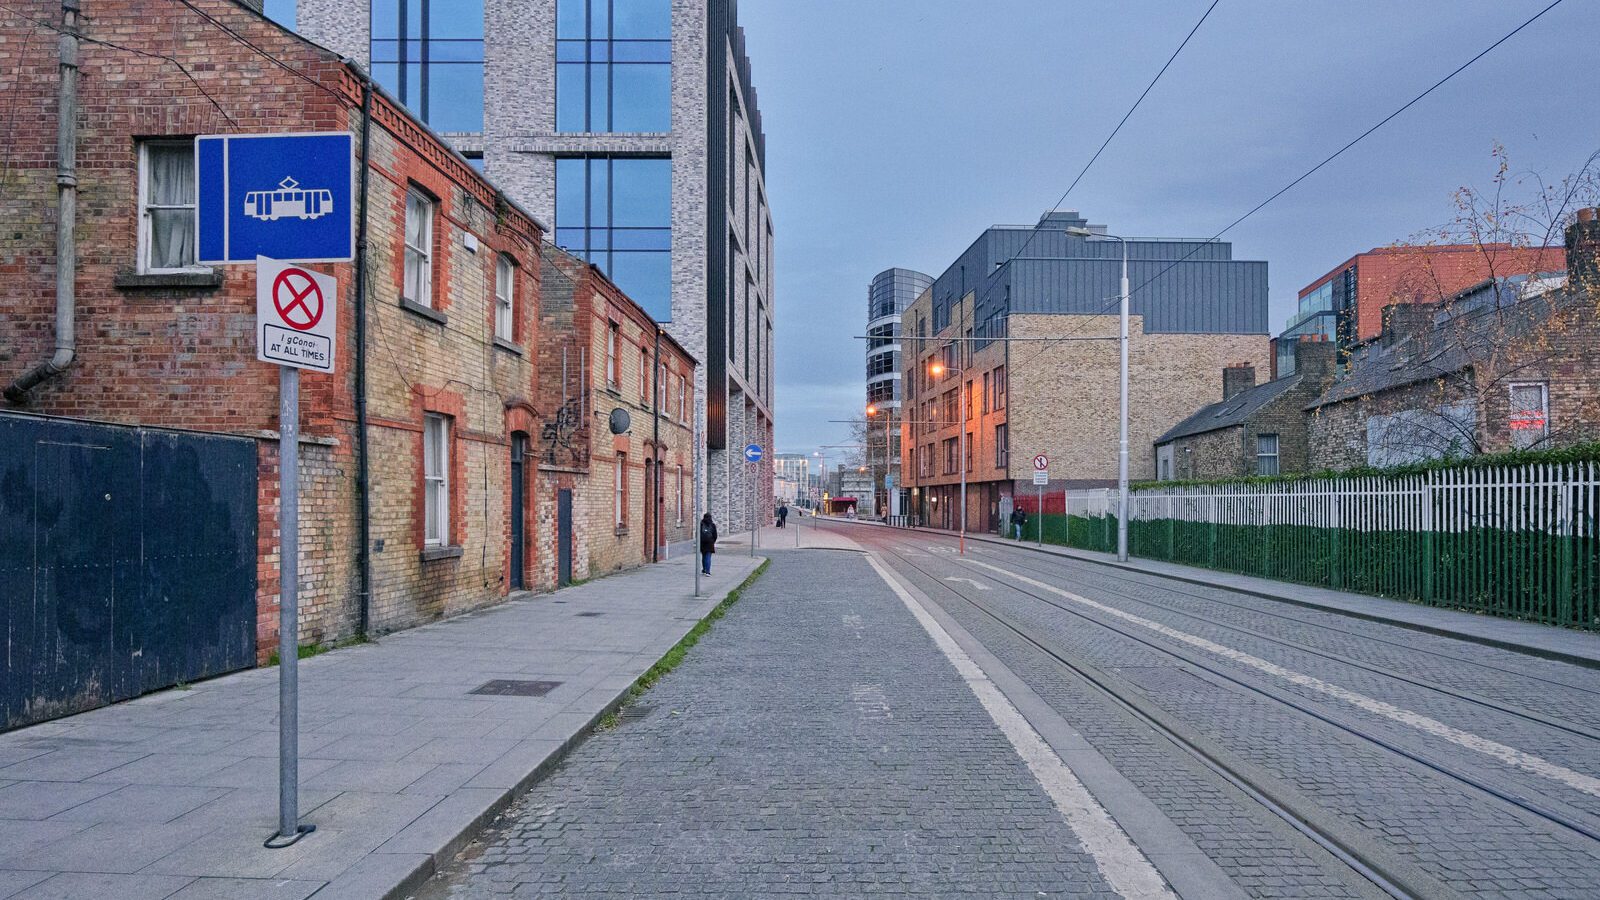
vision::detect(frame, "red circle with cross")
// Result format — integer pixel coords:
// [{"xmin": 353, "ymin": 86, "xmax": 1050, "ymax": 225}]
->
[
  {"xmin": 1032, "ymin": 454, "xmax": 1050, "ymax": 471},
  {"xmin": 272, "ymin": 267, "xmax": 324, "ymax": 331}
]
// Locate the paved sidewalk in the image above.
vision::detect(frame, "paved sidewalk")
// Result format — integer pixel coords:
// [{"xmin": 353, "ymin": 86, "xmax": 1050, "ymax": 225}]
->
[
  {"xmin": 833, "ymin": 518, "xmax": 1600, "ymax": 668},
  {"xmin": 717, "ymin": 519, "xmax": 865, "ymax": 552},
  {"xmin": 0, "ymin": 553, "xmax": 764, "ymax": 900}
]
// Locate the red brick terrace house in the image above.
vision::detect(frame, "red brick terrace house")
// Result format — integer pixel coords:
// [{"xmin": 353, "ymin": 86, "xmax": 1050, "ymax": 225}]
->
[{"xmin": 0, "ymin": 0, "xmax": 547, "ymax": 728}]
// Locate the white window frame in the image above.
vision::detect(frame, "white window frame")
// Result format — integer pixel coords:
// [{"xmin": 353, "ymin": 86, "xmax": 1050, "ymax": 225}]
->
[
  {"xmin": 614, "ymin": 453, "xmax": 627, "ymax": 528},
  {"xmin": 606, "ymin": 322, "xmax": 620, "ymax": 389},
  {"xmin": 423, "ymin": 414, "xmax": 450, "ymax": 546},
  {"xmin": 678, "ymin": 374, "xmax": 688, "ymax": 422},
  {"xmin": 495, "ymin": 254, "xmax": 515, "ymax": 340},
  {"xmin": 137, "ymin": 140, "xmax": 204, "ymax": 275},
  {"xmin": 639, "ymin": 346, "xmax": 650, "ymax": 400},
  {"xmin": 404, "ymin": 189, "xmax": 435, "ymax": 307},
  {"xmin": 675, "ymin": 464, "xmax": 684, "ymax": 525},
  {"xmin": 1256, "ymin": 433, "xmax": 1280, "ymax": 476},
  {"xmin": 1508, "ymin": 382, "xmax": 1550, "ymax": 448}
]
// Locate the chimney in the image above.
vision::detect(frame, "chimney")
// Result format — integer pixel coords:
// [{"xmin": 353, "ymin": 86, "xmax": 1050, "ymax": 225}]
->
[
  {"xmin": 1381, "ymin": 302, "xmax": 1433, "ymax": 347},
  {"xmin": 1567, "ymin": 207, "xmax": 1600, "ymax": 297},
  {"xmin": 1222, "ymin": 362, "xmax": 1256, "ymax": 401},
  {"xmin": 1294, "ymin": 335, "xmax": 1336, "ymax": 385}
]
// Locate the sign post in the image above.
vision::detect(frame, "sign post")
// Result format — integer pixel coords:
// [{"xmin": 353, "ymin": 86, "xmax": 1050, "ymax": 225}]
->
[
  {"xmin": 1032, "ymin": 455, "xmax": 1050, "ymax": 547},
  {"xmin": 744, "ymin": 443, "xmax": 763, "ymax": 557},
  {"xmin": 256, "ymin": 258, "xmax": 337, "ymax": 848}
]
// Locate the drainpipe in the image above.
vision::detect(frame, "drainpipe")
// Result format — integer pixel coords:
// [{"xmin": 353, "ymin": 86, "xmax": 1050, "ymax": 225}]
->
[
  {"xmin": 652, "ymin": 327, "xmax": 662, "ymax": 562},
  {"xmin": 5, "ymin": 0, "xmax": 81, "ymax": 404},
  {"xmin": 350, "ymin": 62, "xmax": 374, "ymax": 636}
]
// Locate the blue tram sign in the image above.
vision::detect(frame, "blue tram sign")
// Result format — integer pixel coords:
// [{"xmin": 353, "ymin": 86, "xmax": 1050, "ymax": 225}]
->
[{"xmin": 197, "ymin": 132, "xmax": 354, "ymax": 264}]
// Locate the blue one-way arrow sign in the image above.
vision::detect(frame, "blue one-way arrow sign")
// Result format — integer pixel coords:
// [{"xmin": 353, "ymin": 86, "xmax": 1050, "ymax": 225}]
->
[{"xmin": 744, "ymin": 444, "xmax": 763, "ymax": 463}]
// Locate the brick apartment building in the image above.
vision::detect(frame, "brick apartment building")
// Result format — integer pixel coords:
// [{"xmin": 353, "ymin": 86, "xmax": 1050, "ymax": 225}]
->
[
  {"xmin": 1275, "ymin": 242, "xmax": 1565, "ymax": 377},
  {"xmin": 898, "ymin": 212, "xmax": 1271, "ymax": 534},
  {"xmin": 536, "ymin": 248, "xmax": 698, "ymax": 586},
  {"xmin": 0, "ymin": 0, "xmax": 689, "ymax": 729}
]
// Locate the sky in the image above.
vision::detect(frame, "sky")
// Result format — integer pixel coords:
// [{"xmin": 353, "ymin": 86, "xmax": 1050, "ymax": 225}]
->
[{"xmin": 738, "ymin": 0, "xmax": 1600, "ymax": 460}]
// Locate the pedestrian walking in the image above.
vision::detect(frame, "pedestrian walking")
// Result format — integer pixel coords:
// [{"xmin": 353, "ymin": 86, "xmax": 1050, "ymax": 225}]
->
[
  {"xmin": 699, "ymin": 513, "xmax": 718, "ymax": 575},
  {"xmin": 1013, "ymin": 507, "xmax": 1028, "ymax": 540},
  {"xmin": 777, "ymin": 503, "xmax": 789, "ymax": 528}
]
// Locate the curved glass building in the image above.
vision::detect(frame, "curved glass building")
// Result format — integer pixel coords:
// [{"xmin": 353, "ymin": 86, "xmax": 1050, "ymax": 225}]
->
[{"xmin": 866, "ymin": 267, "xmax": 932, "ymax": 517}]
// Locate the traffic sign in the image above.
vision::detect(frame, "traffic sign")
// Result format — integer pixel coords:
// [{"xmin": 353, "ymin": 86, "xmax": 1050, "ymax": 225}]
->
[
  {"xmin": 257, "ymin": 257, "xmax": 336, "ymax": 372},
  {"xmin": 1032, "ymin": 454, "xmax": 1050, "ymax": 471},
  {"xmin": 744, "ymin": 443, "xmax": 763, "ymax": 463},
  {"xmin": 198, "ymin": 132, "xmax": 354, "ymax": 264},
  {"xmin": 1033, "ymin": 470, "xmax": 1050, "ymax": 486}
]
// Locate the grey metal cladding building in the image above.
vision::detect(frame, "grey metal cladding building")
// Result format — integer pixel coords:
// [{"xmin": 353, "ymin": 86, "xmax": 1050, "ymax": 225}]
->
[{"xmin": 927, "ymin": 212, "xmax": 1268, "ymax": 335}]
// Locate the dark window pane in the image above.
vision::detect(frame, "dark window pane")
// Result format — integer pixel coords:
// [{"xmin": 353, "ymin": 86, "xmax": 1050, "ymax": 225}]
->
[
  {"xmin": 556, "ymin": 64, "xmax": 587, "ymax": 132},
  {"xmin": 610, "ymin": 63, "xmax": 670, "ymax": 131},
  {"xmin": 610, "ymin": 158, "xmax": 670, "ymax": 227},
  {"xmin": 611, "ymin": 0, "xmax": 669, "ymax": 39},
  {"xmin": 610, "ymin": 251, "xmax": 671, "ymax": 321},
  {"xmin": 429, "ymin": 0, "xmax": 481, "ymax": 38},
  {"xmin": 556, "ymin": 39, "xmax": 586, "ymax": 62},
  {"xmin": 555, "ymin": 158, "xmax": 587, "ymax": 230},
  {"xmin": 610, "ymin": 40, "xmax": 670, "ymax": 63},
  {"xmin": 425, "ymin": 64, "xmax": 483, "ymax": 131},
  {"xmin": 556, "ymin": 0, "xmax": 585, "ymax": 38}
]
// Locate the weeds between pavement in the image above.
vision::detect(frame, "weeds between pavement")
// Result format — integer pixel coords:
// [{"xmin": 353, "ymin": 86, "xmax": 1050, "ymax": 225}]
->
[
  {"xmin": 598, "ymin": 558, "xmax": 772, "ymax": 729},
  {"xmin": 267, "ymin": 633, "xmax": 371, "ymax": 666}
]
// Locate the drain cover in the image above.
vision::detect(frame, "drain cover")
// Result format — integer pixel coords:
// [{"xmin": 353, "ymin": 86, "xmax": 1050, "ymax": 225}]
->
[
  {"xmin": 469, "ymin": 679, "xmax": 563, "ymax": 697},
  {"xmin": 575, "ymin": 611, "xmax": 604, "ymax": 617},
  {"xmin": 617, "ymin": 703, "xmax": 656, "ymax": 722}
]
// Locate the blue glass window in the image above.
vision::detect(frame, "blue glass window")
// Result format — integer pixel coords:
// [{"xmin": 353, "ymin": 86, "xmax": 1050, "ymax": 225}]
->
[
  {"xmin": 555, "ymin": 0, "xmax": 671, "ymax": 133},
  {"xmin": 263, "ymin": 0, "xmax": 296, "ymax": 28},
  {"xmin": 372, "ymin": 0, "xmax": 485, "ymax": 133},
  {"xmin": 556, "ymin": 157, "xmax": 672, "ymax": 322}
]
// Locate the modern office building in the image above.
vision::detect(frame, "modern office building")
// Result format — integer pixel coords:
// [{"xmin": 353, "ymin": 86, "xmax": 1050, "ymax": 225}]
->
[
  {"xmin": 865, "ymin": 268, "xmax": 932, "ymax": 517},
  {"xmin": 900, "ymin": 211, "xmax": 1271, "ymax": 533},
  {"xmin": 1275, "ymin": 244, "xmax": 1564, "ymax": 377},
  {"xmin": 292, "ymin": 0, "xmax": 775, "ymax": 528}
]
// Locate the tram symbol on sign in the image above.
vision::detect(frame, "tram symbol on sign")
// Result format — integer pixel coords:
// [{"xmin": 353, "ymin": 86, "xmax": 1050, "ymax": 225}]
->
[
  {"xmin": 272, "ymin": 268, "xmax": 325, "ymax": 331},
  {"xmin": 245, "ymin": 177, "xmax": 336, "ymax": 222}
]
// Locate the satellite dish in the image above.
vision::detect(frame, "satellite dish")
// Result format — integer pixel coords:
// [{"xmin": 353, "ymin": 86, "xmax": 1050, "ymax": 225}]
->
[{"xmin": 608, "ymin": 407, "xmax": 631, "ymax": 435}]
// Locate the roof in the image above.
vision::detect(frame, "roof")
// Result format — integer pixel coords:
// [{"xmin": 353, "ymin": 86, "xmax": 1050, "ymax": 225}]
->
[
  {"xmin": 1308, "ymin": 276, "xmax": 1576, "ymax": 409},
  {"xmin": 1157, "ymin": 374, "xmax": 1303, "ymax": 443}
]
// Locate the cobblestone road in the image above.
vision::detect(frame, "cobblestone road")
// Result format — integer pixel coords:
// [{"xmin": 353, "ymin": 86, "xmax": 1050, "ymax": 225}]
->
[{"xmin": 416, "ymin": 550, "xmax": 1121, "ymax": 898}]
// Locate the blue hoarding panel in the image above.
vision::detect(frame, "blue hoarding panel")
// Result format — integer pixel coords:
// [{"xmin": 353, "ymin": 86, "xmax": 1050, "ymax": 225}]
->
[{"xmin": 196, "ymin": 132, "xmax": 354, "ymax": 264}]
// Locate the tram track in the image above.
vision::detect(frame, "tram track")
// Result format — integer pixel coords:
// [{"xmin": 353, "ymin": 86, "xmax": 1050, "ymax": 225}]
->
[{"xmin": 863, "ymin": 534, "xmax": 1600, "ymax": 900}]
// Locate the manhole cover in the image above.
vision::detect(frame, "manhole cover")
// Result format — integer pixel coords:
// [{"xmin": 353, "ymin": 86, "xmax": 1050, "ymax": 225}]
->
[
  {"xmin": 469, "ymin": 679, "xmax": 563, "ymax": 697},
  {"xmin": 575, "ymin": 611, "xmax": 604, "ymax": 617}
]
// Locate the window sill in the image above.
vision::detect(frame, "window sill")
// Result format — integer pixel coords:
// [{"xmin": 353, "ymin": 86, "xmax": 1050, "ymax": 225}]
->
[
  {"xmin": 493, "ymin": 337, "xmax": 525, "ymax": 356},
  {"xmin": 419, "ymin": 544, "xmax": 464, "ymax": 562},
  {"xmin": 613, "ymin": 526, "xmax": 629, "ymax": 537},
  {"xmin": 400, "ymin": 298, "xmax": 447, "ymax": 325},
  {"xmin": 114, "ymin": 270, "xmax": 223, "ymax": 291}
]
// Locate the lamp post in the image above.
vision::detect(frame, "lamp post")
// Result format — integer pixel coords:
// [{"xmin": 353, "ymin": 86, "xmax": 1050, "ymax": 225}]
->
[
  {"xmin": 866, "ymin": 404, "xmax": 896, "ymax": 520},
  {"xmin": 1064, "ymin": 227, "xmax": 1130, "ymax": 562},
  {"xmin": 928, "ymin": 362, "xmax": 967, "ymax": 555}
]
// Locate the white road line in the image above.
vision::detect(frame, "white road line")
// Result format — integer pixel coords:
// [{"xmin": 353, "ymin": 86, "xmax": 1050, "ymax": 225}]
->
[
  {"xmin": 943, "ymin": 576, "xmax": 992, "ymax": 591},
  {"xmin": 964, "ymin": 558, "xmax": 1600, "ymax": 800},
  {"xmin": 865, "ymin": 554, "xmax": 1175, "ymax": 900}
]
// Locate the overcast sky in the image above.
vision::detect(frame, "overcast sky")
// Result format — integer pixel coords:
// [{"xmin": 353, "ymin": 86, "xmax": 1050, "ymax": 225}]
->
[{"xmin": 739, "ymin": 0, "xmax": 1599, "ymax": 460}]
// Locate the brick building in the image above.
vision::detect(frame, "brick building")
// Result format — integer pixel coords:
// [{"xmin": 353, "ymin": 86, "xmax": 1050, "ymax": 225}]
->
[
  {"xmin": 898, "ymin": 212, "xmax": 1272, "ymax": 533},
  {"xmin": 1276, "ymin": 242, "xmax": 1565, "ymax": 377},
  {"xmin": 1154, "ymin": 340, "xmax": 1337, "ymax": 480},
  {"xmin": 535, "ymin": 248, "xmax": 698, "ymax": 587},
  {"xmin": 1305, "ymin": 213, "xmax": 1600, "ymax": 469},
  {"xmin": 0, "ymin": 0, "xmax": 676, "ymax": 725}
]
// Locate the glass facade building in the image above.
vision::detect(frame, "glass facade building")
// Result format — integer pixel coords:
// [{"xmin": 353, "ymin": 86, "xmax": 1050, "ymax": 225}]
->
[
  {"xmin": 555, "ymin": 157, "xmax": 673, "ymax": 322},
  {"xmin": 370, "ymin": 0, "xmax": 486, "ymax": 133},
  {"xmin": 555, "ymin": 0, "xmax": 672, "ymax": 133}
]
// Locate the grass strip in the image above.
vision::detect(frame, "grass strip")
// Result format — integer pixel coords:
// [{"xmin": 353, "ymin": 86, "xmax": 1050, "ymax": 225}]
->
[{"xmin": 599, "ymin": 557, "xmax": 772, "ymax": 729}]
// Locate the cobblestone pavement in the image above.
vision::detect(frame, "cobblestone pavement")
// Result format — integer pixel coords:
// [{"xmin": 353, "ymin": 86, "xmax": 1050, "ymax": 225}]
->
[
  {"xmin": 416, "ymin": 550, "xmax": 1123, "ymax": 898},
  {"xmin": 855, "ymin": 525, "xmax": 1600, "ymax": 898}
]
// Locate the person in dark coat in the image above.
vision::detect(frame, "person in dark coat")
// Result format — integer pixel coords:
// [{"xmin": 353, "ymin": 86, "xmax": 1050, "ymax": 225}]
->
[
  {"xmin": 777, "ymin": 503, "xmax": 789, "ymax": 528},
  {"xmin": 1013, "ymin": 507, "xmax": 1028, "ymax": 540},
  {"xmin": 699, "ymin": 513, "xmax": 718, "ymax": 575}
]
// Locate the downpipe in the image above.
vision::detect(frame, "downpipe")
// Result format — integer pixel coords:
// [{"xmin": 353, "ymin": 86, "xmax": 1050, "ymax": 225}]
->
[{"xmin": 5, "ymin": 0, "xmax": 81, "ymax": 404}]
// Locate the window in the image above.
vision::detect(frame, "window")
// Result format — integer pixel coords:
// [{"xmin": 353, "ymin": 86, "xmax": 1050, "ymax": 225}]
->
[
  {"xmin": 614, "ymin": 452, "xmax": 628, "ymax": 527},
  {"xmin": 993, "ymin": 365, "xmax": 1007, "ymax": 411},
  {"xmin": 1509, "ymin": 383, "xmax": 1549, "ymax": 449},
  {"xmin": 556, "ymin": 0, "xmax": 671, "ymax": 133},
  {"xmin": 606, "ymin": 322, "xmax": 620, "ymax": 389},
  {"xmin": 404, "ymin": 189, "xmax": 434, "ymax": 307},
  {"xmin": 138, "ymin": 141, "xmax": 199, "ymax": 273},
  {"xmin": 996, "ymin": 423, "xmax": 1008, "ymax": 468},
  {"xmin": 555, "ymin": 157, "xmax": 671, "ymax": 321},
  {"xmin": 982, "ymin": 371, "xmax": 991, "ymax": 414},
  {"xmin": 1256, "ymin": 433, "xmax": 1280, "ymax": 476},
  {"xmin": 967, "ymin": 380, "xmax": 976, "ymax": 420},
  {"xmin": 372, "ymin": 0, "xmax": 485, "ymax": 132},
  {"xmin": 966, "ymin": 432, "xmax": 974, "ymax": 472},
  {"xmin": 639, "ymin": 346, "xmax": 650, "ymax": 400},
  {"xmin": 866, "ymin": 353, "xmax": 896, "ymax": 379},
  {"xmin": 678, "ymin": 373, "xmax": 688, "ymax": 421},
  {"xmin": 495, "ymin": 254, "xmax": 516, "ymax": 340},
  {"xmin": 675, "ymin": 464, "xmax": 684, "ymax": 525},
  {"xmin": 423, "ymin": 414, "xmax": 450, "ymax": 545}
]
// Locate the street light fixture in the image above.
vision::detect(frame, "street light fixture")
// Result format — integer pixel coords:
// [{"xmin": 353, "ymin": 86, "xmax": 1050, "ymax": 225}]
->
[
  {"xmin": 928, "ymin": 360, "xmax": 968, "ymax": 555},
  {"xmin": 865, "ymin": 404, "xmax": 897, "ymax": 520},
  {"xmin": 1063, "ymin": 226, "xmax": 1130, "ymax": 562}
]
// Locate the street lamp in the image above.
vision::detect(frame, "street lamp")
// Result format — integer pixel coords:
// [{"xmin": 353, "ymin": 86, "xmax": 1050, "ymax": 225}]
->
[
  {"xmin": 1064, "ymin": 226, "xmax": 1130, "ymax": 562},
  {"xmin": 866, "ymin": 404, "xmax": 897, "ymax": 520},
  {"xmin": 929, "ymin": 361, "xmax": 968, "ymax": 555}
]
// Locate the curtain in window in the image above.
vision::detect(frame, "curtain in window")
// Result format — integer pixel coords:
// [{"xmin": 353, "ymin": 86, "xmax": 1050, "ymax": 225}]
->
[
  {"xmin": 147, "ymin": 145, "xmax": 195, "ymax": 269},
  {"xmin": 405, "ymin": 192, "xmax": 431, "ymax": 304}
]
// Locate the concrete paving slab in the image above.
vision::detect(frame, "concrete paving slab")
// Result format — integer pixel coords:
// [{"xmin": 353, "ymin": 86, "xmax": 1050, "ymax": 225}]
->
[
  {"xmin": 309, "ymin": 852, "xmax": 431, "ymax": 900},
  {"xmin": 88, "ymin": 752, "xmax": 247, "ymax": 785},
  {"xmin": 302, "ymin": 760, "xmax": 439, "ymax": 794},
  {"xmin": 0, "ymin": 749, "xmax": 149, "ymax": 782},
  {"xmin": 0, "ymin": 871, "xmax": 51, "ymax": 900},
  {"xmin": 47, "ymin": 784, "xmax": 228, "ymax": 824},
  {"xmin": 0, "ymin": 821, "xmax": 213, "ymax": 874},
  {"xmin": 8, "ymin": 872, "xmax": 193, "ymax": 900},
  {"xmin": 163, "ymin": 876, "xmax": 323, "ymax": 900},
  {"xmin": 0, "ymin": 779, "xmax": 121, "ymax": 819}
]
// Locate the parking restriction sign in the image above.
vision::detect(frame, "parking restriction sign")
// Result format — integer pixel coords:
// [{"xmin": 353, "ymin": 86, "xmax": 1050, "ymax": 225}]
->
[{"xmin": 257, "ymin": 257, "xmax": 336, "ymax": 372}]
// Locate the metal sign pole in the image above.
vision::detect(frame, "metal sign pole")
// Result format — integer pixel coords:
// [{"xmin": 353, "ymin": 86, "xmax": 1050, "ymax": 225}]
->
[
  {"xmin": 273, "ymin": 365, "xmax": 309, "ymax": 845},
  {"xmin": 693, "ymin": 416, "xmax": 702, "ymax": 597}
]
